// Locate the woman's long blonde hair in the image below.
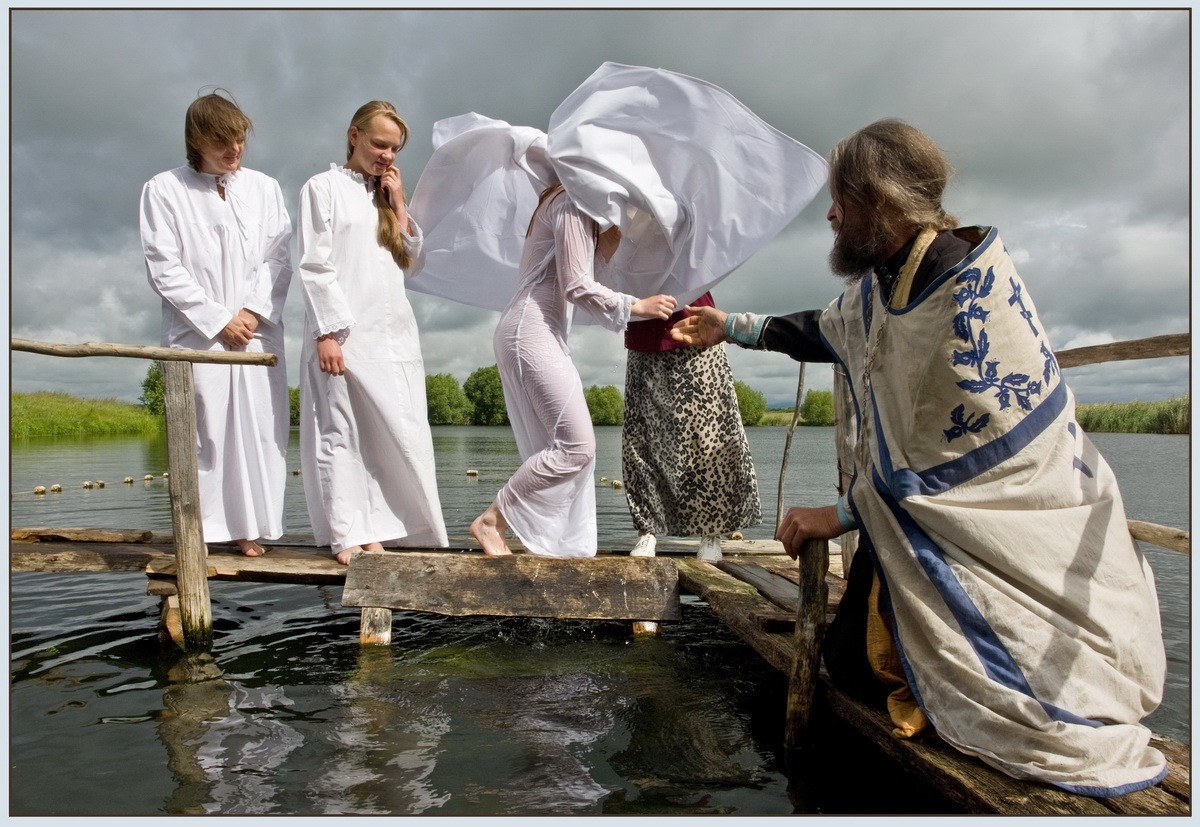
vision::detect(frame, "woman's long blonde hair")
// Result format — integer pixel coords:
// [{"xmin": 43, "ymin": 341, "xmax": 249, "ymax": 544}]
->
[{"xmin": 347, "ymin": 101, "xmax": 412, "ymax": 269}]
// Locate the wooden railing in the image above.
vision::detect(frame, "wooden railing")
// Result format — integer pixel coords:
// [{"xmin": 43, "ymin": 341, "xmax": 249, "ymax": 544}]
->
[{"xmin": 12, "ymin": 338, "xmax": 279, "ymax": 651}]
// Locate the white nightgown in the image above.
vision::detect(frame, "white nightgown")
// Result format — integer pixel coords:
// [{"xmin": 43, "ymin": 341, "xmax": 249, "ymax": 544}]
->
[
  {"xmin": 140, "ymin": 165, "xmax": 292, "ymax": 544},
  {"xmin": 296, "ymin": 165, "xmax": 448, "ymax": 553},
  {"xmin": 494, "ymin": 189, "xmax": 633, "ymax": 557}
]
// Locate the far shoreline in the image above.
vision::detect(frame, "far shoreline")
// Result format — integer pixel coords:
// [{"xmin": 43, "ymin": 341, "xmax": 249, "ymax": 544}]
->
[{"xmin": 10, "ymin": 390, "xmax": 1191, "ymax": 439}]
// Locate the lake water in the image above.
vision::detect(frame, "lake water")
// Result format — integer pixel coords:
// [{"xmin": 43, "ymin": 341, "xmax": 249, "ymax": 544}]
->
[{"xmin": 8, "ymin": 427, "xmax": 1190, "ymax": 815}]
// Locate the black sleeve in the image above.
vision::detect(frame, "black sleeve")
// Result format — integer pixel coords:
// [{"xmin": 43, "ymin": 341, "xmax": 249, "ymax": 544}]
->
[{"xmin": 760, "ymin": 310, "xmax": 835, "ymax": 363}]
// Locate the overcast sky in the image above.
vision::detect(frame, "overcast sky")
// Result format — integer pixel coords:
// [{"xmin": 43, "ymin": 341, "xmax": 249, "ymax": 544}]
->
[{"xmin": 6, "ymin": 6, "xmax": 1192, "ymax": 408}]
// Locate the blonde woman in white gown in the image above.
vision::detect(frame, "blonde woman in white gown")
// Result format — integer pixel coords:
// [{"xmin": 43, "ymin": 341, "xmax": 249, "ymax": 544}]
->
[
  {"xmin": 297, "ymin": 101, "xmax": 448, "ymax": 565},
  {"xmin": 470, "ymin": 183, "xmax": 675, "ymax": 557}
]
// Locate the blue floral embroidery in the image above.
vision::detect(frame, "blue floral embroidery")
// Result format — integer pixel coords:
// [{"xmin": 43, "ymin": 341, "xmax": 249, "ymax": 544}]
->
[
  {"xmin": 943, "ymin": 403, "xmax": 990, "ymax": 441},
  {"xmin": 1040, "ymin": 343, "xmax": 1060, "ymax": 386},
  {"xmin": 1008, "ymin": 276, "xmax": 1039, "ymax": 336},
  {"xmin": 946, "ymin": 266, "xmax": 1044, "ymax": 441}
]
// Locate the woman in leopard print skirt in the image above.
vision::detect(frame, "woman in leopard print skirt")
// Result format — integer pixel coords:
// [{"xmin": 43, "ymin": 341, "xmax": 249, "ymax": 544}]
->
[{"xmin": 622, "ymin": 292, "xmax": 761, "ymax": 562}]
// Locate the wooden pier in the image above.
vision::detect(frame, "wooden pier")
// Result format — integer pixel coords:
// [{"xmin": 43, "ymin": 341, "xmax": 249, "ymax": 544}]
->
[
  {"xmin": 9, "ymin": 333, "xmax": 1191, "ymax": 814},
  {"xmin": 10, "ymin": 529, "xmax": 1190, "ymax": 816}
]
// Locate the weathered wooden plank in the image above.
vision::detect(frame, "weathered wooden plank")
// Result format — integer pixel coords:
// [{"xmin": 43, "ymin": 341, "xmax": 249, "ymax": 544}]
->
[
  {"xmin": 718, "ymin": 560, "xmax": 801, "ymax": 612},
  {"xmin": 1148, "ymin": 735, "xmax": 1191, "ymax": 801},
  {"xmin": 11, "ymin": 542, "xmax": 176, "ymax": 573},
  {"xmin": 819, "ymin": 683, "xmax": 1114, "ymax": 815},
  {"xmin": 11, "ymin": 540, "xmax": 347, "ymax": 584},
  {"xmin": 1128, "ymin": 519, "xmax": 1190, "ymax": 554},
  {"xmin": 12, "ymin": 527, "xmax": 155, "ymax": 543},
  {"xmin": 342, "ymin": 552, "xmax": 681, "ymax": 620},
  {"xmin": 1099, "ymin": 781, "xmax": 1189, "ymax": 815},
  {"xmin": 676, "ymin": 558, "xmax": 796, "ymax": 672},
  {"xmin": 1056, "ymin": 333, "xmax": 1188, "ymax": 369},
  {"xmin": 146, "ymin": 549, "xmax": 346, "ymax": 584}
]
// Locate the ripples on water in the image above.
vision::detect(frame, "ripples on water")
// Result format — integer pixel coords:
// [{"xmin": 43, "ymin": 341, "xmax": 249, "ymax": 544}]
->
[{"xmin": 8, "ymin": 428, "xmax": 1190, "ymax": 815}]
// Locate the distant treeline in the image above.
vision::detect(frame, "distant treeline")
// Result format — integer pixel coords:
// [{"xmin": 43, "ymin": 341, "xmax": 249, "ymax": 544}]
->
[{"xmin": 11, "ymin": 363, "xmax": 1188, "ymax": 438}]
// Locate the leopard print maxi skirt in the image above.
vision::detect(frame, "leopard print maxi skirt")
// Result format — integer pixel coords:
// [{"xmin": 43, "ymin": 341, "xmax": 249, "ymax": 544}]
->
[{"xmin": 621, "ymin": 345, "xmax": 762, "ymax": 536}]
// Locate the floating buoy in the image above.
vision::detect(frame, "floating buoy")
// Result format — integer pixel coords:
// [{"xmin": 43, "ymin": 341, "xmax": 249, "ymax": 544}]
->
[
  {"xmin": 123, "ymin": 477, "xmax": 134, "ymax": 484},
  {"xmin": 162, "ymin": 472, "xmax": 169, "ymax": 478},
  {"xmin": 599, "ymin": 477, "xmax": 608, "ymax": 484},
  {"xmin": 729, "ymin": 531, "xmax": 744, "ymax": 541},
  {"xmin": 95, "ymin": 481, "xmax": 106, "ymax": 488},
  {"xmin": 144, "ymin": 474, "xmax": 154, "ymax": 481},
  {"xmin": 466, "ymin": 469, "xmax": 478, "ymax": 477},
  {"xmin": 292, "ymin": 469, "xmax": 301, "ymax": 475},
  {"xmin": 83, "ymin": 481, "xmax": 94, "ymax": 489},
  {"xmin": 611, "ymin": 480, "xmax": 623, "ymax": 489},
  {"xmin": 50, "ymin": 484, "xmax": 62, "ymax": 493},
  {"xmin": 33, "ymin": 486, "xmax": 46, "ymax": 495}
]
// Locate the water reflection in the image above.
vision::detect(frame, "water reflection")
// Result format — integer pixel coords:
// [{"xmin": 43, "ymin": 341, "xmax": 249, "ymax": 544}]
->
[{"xmin": 158, "ymin": 653, "xmax": 304, "ymax": 815}]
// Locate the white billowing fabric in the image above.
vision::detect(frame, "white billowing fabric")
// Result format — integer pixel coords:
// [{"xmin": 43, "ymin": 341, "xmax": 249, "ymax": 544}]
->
[
  {"xmin": 493, "ymin": 189, "xmax": 634, "ymax": 557},
  {"xmin": 407, "ymin": 63, "xmax": 828, "ymax": 317},
  {"xmin": 140, "ymin": 166, "xmax": 291, "ymax": 543},
  {"xmin": 407, "ymin": 114, "xmax": 557, "ymax": 311},
  {"xmin": 296, "ymin": 165, "xmax": 448, "ymax": 553},
  {"xmin": 548, "ymin": 62, "xmax": 828, "ymax": 309},
  {"xmin": 822, "ymin": 227, "xmax": 1166, "ymax": 795}
]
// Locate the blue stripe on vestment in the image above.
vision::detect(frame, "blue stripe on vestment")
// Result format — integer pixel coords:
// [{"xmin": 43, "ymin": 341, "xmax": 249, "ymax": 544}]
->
[
  {"xmin": 868, "ymin": 469, "xmax": 1103, "ymax": 729},
  {"xmin": 884, "ymin": 380, "xmax": 1068, "ymax": 498}
]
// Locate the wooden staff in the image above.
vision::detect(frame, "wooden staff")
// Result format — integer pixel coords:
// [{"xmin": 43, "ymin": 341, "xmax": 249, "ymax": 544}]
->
[
  {"xmin": 11, "ymin": 338, "xmax": 276, "ymax": 366},
  {"xmin": 776, "ymin": 363, "xmax": 807, "ymax": 533}
]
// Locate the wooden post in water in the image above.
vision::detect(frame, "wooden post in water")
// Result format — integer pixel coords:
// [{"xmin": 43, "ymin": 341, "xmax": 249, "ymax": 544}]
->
[
  {"xmin": 360, "ymin": 608, "xmax": 393, "ymax": 645},
  {"xmin": 162, "ymin": 361, "xmax": 212, "ymax": 651},
  {"xmin": 784, "ymin": 538, "xmax": 829, "ymax": 749}
]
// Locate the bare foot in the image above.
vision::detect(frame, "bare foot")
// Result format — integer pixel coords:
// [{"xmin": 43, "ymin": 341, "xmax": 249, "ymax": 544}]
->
[
  {"xmin": 363, "ymin": 542, "xmax": 384, "ymax": 552},
  {"xmin": 334, "ymin": 545, "xmax": 362, "ymax": 566},
  {"xmin": 236, "ymin": 538, "xmax": 267, "ymax": 557},
  {"xmin": 471, "ymin": 503, "xmax": 512, "ymax": 556}
]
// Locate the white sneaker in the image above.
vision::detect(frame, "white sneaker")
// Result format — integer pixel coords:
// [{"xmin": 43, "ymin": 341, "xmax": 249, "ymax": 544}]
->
[
  {"xmin": 630, "ymin": 533, "xmax": 657, "ymax": 557},
  {"xmin": 697, "ymin": 535, "xmax": 723, "ymax": 562}
]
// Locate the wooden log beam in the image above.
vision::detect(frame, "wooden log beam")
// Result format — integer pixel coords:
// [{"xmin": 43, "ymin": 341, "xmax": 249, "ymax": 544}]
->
[
  {"xmin": 342, "ymin": 552, "xmax": 681, "ymax": 621},
  {"xmin": 785, "ymin": 539, "xmax": 828, "ymax": 749},
  {"xmin": 163, "ymin": 361, "xmax": 211, "ymax": 651},
  {"xmin": 360, "ymin": 608, "xmax": 394, "ymax": 645},
  {"xmin": 1129, "ymin": 520, "xmax": 1190, "ymax": 554},
  {"xmin": 1055, "ymin": 333, "xmax": 1188, "ymax": 369},
  {"xmin": 11, "ymin": 337, "xmax": 276, "ymax": 366},
  {"xmin": 11, "ymin": 527, "xmax": 156, "ymax": 543},
  {"xmin": 11, "ymin": 541, "xmax": 176, "ymax": 573}
]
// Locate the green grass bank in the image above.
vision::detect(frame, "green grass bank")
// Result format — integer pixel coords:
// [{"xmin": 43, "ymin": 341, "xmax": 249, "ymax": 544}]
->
[
  {"xmin": 754, "ymin": 396, "xmax": 1189, "ymax": 434},
  {"xmin": 11, "ymin": 392, "xmax": 164, "ymax": 439}
]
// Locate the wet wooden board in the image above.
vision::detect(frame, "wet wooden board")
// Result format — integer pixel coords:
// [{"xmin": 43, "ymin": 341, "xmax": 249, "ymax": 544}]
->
[{"xmin": 342, "ymin": 551, "xmax": 681, "ymax": 620}]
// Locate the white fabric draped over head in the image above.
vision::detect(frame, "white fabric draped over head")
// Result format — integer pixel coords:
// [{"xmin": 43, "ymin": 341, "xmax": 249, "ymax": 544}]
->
[{"xmin": 408, "ymin": 62, "xmax": 829, "ymax": 314}]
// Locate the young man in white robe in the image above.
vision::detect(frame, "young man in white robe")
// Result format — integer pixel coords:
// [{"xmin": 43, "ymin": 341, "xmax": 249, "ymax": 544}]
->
[
  {"xmin": 671, "ymin": 119, "xmax": 1167, "ymax": 797},
  {"xmin": 140, "ymin": 91, "xmax": 292, "ymax": 558}
]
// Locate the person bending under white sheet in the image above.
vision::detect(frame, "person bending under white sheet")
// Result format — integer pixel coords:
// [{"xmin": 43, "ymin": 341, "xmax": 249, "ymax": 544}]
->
[{"xmin": 471, "ymin": 183, "xmax": 675, "ymax": 557}]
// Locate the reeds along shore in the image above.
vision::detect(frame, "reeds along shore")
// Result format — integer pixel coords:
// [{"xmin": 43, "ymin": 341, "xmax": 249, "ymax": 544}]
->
[{"xmin": 9, "ymin": 390, "xmax": 1191, "ymax": 439}]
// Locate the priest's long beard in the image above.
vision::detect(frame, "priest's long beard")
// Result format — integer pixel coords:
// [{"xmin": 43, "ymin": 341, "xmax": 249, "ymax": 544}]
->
[{"xmin": 828, "ymin": 214, "xmax": 894, "ymax": 285}]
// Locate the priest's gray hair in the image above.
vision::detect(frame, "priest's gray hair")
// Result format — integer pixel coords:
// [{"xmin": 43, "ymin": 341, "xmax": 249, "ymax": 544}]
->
[{"xmin": 828, "ymin": 119, "xmax": 958, "ymax": 234}]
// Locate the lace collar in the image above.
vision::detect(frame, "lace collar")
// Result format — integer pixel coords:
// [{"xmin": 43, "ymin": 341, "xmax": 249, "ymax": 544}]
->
[{"xmin": 333, "ymin": 163, "xmax": 376, "ymax": 191}]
